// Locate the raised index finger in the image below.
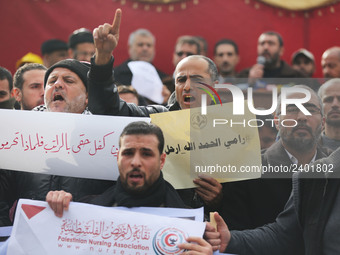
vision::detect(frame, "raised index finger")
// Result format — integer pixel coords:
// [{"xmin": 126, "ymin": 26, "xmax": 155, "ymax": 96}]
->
[{"xmin": 111, "ymin": 8, "xmax": 122, "ymax": 34}]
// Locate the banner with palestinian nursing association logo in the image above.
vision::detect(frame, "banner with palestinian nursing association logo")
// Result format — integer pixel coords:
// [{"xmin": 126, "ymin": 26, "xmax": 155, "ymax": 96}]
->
[{"xmin": 7, "ymin": 199, "xmax": 205, "ymax": 255}]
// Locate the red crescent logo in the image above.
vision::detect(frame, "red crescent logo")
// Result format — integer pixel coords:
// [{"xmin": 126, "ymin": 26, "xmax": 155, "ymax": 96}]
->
[{"xmin": 165, "ymin": 234, "xmax": 177, "ymax": 247}]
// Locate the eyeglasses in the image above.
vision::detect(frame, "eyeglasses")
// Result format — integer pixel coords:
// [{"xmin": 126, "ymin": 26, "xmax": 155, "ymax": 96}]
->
[
  {"xmin": 285, "ymin": 104, "xmax": 321, "ymax": 116},
  {"xmin": 176, "ymin": 51, "xmax": 195, "ymax": 57}
]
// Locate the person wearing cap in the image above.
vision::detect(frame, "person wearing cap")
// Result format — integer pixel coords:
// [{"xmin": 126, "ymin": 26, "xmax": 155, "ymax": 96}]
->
[
  {"xmin": 34, "ymin": 59, "xmax": 90, "ymax": 113},
  {"xmin": 41, "ymin": 39, "xmax": 69, "ymax": 68},
  {"xmin": 321, "ymin": 46, "xmax": 340, "ymax": 79},
  {"xmin": 68, "ymin": 28, "xmax": 95, "ymax": 62},
  {"xmin": 15, "ymin": 52, "xmax": 43, "ymax": 70},
  {"xmin": 291, "ymin": 48, "xmax": 320, "ymax": 91},
  {"xmin": 291, "ymin": 48, "xmax": 316, "ymax": 77},
  {"xmin": 0, "ymin": 28, "xmax": 118, "ymax": 226},
  {"xmin": 12, "ymin": 63, "xmax": 46, "ymax": 110}
]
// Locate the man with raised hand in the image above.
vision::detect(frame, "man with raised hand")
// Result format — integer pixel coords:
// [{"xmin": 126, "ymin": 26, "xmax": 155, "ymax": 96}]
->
[
  {"xmin": 0, "ymin": 10, "xmax": 125, "ymax": 227},
  {"xmin": 87, "ymin": 10, "xmax": 224, "ymax": 218}
]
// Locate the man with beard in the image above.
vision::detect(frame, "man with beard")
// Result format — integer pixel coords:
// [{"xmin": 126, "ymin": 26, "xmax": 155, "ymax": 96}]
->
[
  {"xmin": 87, "ymin": 10, "xmax": 223, "ymax": 215},
  {"xmin": 321, "ymin": 47, "xmax": 340, "ymax": 79},
  {"xmin": 219, "ymin": 85, "xmax": 331, "ymax": 230},
  {"xmin": 213, "ymin": 39, "xmax": 240, "ymax": 83},
  {"xmin": 0, "ymin": 13, "xmax": 123, "ymax": 226},
  {"xmin": 319, "ymin": 78, "xmax": 340, "ymax": 150},
  {"xmin": 12, "ymin": 63, "xmax": 46, "ymax": 110},
  {"xmin": 237, "ymin": 31, "xmax": 304, "ymax": 88},
  {"xmin": 45, "ymin": 121, "xmax": 213, "ymax": 255}
]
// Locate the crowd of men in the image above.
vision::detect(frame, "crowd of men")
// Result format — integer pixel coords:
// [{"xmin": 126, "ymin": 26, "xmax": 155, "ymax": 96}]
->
[{"xmin": 1, "ymin": 7, "xmax": 340, "ymax": 254}]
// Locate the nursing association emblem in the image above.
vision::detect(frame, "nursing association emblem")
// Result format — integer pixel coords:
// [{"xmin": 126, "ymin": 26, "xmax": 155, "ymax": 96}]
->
[{"xmin": 153, "ymin": 227, "xmax": 188, "ymax": 254}]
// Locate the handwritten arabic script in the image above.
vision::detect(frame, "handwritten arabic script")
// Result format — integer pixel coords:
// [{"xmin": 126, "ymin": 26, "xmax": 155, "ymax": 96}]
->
[{"xmin": 0, "ymin": 131, "xmax": 119, "ymax": 157}]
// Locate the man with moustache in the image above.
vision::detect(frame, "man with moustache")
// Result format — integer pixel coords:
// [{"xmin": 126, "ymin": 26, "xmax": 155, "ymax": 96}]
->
[
  {"xmin": 319, "ymin": 78, "xmax": 340, "ymax": 150},
  {"xmin": 205, "ymin": 87, "xmax": 340, "ymax": 255},
  {"xmin": 237, "ymin": 31, "xmax": 304, "ymax": 88},
  {"xmin": 12, "ymin": 63, "xmax": 46, "ymax": 110},
  {"xmin": 291, "ymin": 48, "xmax": 316, "ymax": 78},
  {"xmin": 46, "ymin": 121, "xmax": 213, "ymax": 255},
  {"xmin": 0, "ymin": 57, "xmax": 116, "ymax": 226},
  {"xmin": 220, "ymin": 85, "xmax": 331, "ymax": 230},
  {"xmin": 0, "ymin": 12, "xmax": 125, "ymax": 226},
  {"xmin": 87, "ymin": 11, "xmax": 224, "ymax": 215},
  {"xmin": 213, "ymin": 39, "xmax": 240, "ymax": 83},
  {"xmin": 321, "ymin": 47, "xmax": 340, "ymax": 79}
]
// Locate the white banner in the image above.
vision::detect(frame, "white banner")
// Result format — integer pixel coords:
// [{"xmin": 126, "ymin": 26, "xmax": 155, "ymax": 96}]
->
[
  {"xmin": 7, "ymin": 199, "xmax": 205, "ymax": 255},
  {"xmin": 0, "ymin": 109, "xmax": 150, "ymax": 180}
]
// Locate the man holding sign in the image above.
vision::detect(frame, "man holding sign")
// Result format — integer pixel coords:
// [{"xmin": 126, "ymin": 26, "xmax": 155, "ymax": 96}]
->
[
  {"xmin": 46, "ymin": 121, "xmax": 213, "ymax": 254},
  {"xmin": 0, "ymin": 9, "xmax": 126, "ymax": 227},
  {"xmin": 87, "ymin": 9, "xmax": 224, "ymax": 215}
]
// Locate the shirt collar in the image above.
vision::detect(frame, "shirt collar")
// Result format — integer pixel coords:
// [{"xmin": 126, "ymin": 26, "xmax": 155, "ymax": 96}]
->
[{"xmin": 284, "ymin": 148, "xmax": 317, "ymax": 165}]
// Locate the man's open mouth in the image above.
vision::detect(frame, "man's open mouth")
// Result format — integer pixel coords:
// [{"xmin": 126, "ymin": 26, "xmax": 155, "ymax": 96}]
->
[
  {"xmin": 53, "ymin": 93, "xmax": 64, "ymax": 102},
  {"xmin": 183, "ymin": 95, "xmax": 196, "ymax": 104},
  {"xmin": 127, "ymin": 170, "xmax": 144, "ymax": 182}
]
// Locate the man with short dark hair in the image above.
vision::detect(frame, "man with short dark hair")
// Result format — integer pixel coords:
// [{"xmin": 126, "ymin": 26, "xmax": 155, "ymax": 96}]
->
[
  {"xmin": 213, "ymin": 39, "xmax": 240, "ymax": 83},
  {"xmin": 47, "ymin": 121, "xmax": 184, "ymax": 209},
  {"xmin": 41, "ymin": 39, "xmax": 69, "ymax": 68},
  {"xmin": 12, "ymin": 63, "xmax": 46, "ymax": 110},
  {"xmin": 237, "ymin": 31, "xmax": 304, "ymax": 88},
  {"xmin": 0, "ymin": 67, "xmax": 14, "ymax": 109},
  {"xmin": 46, "ymin": 121, "xmax": 213, "ymax": 254},
  {"xmin": 68, "ymin": 28, "xmax": 95, "ymax": 62}
]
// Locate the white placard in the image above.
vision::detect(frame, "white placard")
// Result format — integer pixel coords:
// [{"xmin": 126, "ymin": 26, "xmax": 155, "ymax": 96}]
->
[
  {"xmin": 128, "ymin": 61, "xmax": 164, "ymax": 104},
  {"xmin": 7, "ymin": 199, "xmax": 206, "ymax": 255},
  {"xmin": 0, "ymin": 109, "xmax": 150, "ymax": 180}
]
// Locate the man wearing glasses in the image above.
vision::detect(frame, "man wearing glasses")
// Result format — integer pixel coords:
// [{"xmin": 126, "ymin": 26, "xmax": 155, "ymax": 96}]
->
[{"xmin": 172, "ymin": 35, "xmax": 201, "ymax": 72}]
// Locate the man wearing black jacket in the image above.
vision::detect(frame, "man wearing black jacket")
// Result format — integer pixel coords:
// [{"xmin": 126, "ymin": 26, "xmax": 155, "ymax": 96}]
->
[{"xmin": 46, "ymin": 121, "xmax": 213, "ymax": 255}]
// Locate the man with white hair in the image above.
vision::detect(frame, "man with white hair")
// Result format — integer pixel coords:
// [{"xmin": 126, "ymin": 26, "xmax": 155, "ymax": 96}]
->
[{"xmin": 114, "ymin": 28, "xmax": 170, "ymax": 104}]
